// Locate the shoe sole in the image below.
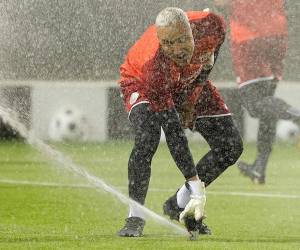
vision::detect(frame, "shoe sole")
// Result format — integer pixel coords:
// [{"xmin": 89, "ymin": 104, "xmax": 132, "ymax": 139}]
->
[{"xmin": 117, "ymin": 231, "xmax": 143, "ymax": 237}]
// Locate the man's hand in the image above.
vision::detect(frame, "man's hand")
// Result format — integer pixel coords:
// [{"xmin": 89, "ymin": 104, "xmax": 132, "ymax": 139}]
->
[
  {"xmin": 180, "ymin": 101, "xmax": 195, "ymax": 129},
  {"xmin": 179, "ymin": 194, "xmax": 206, "ymax": 223},
  {"xmin": 202, "ymin": 52, "xmax": 214, "ymax": 70},
  {"xmin": 199, "ymin": 51, "xmax": 213, "ymax": 65}
]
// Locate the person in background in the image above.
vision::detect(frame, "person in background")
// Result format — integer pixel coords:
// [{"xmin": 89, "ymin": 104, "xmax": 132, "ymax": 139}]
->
[{"xmin": 215, "ymin": 0, "xmax": 300, "ymax": 184}]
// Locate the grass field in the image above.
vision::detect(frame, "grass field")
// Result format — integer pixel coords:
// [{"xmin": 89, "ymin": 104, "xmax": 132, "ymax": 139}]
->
[{"xmin": 0, "ymin": 140, "xmax": 300, "ymax": 250}]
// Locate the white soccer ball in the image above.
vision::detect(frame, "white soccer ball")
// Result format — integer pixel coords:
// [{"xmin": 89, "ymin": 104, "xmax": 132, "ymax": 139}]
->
[
  {"xmin": 276, "ymin": 120, "xmax": 299, "ymax": 143},
  {"xmin": 48, "ymin": 106, "xmax": 88, "ymax": 142}
]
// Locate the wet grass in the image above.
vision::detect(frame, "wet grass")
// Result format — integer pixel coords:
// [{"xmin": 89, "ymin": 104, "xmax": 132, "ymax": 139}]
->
[{"xmin": 0, "ymin": 141, "xmax": 300, "ymax": 249}]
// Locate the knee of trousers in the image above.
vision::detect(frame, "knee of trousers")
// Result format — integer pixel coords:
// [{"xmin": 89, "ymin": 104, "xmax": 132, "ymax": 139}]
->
[
  {"xmin": 128, "ymin": 160, "xmax": 151, "ymax": 181},
  {"xmin": 245, "ymin": 102, "xmax": 263, "ymax": 118},
  {"xmin": 133, "ymin": 130, "xmax": 161, "ymax": 159},
  {"xmin": 245, "ymin": 97, "xmax": 284, "ymax": 120},
  {"xmin": 216, "ymin": 135, "xmax": 243, "ymax": 167},
  {"xmin": 242, "ymin": 96, "xmax": 267, "ymax": 118}
]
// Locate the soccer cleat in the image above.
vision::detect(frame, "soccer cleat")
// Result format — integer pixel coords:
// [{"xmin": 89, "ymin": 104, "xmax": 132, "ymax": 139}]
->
[
  {"xmin": 117, "ymin": 217, "xmax": 145, "ymax": 237},
  {"xmin": 163, "ymin": 193, "xmax": 211, "ymax": 236},
  {"xmin": 238, "ymin": 161, "xmax": 265, "ymax": 184}
]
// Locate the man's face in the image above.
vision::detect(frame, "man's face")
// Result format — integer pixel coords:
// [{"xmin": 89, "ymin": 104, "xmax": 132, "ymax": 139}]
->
[{"xmin": 157, "ymin": 22, "xmax": 195, "ymax": 67}]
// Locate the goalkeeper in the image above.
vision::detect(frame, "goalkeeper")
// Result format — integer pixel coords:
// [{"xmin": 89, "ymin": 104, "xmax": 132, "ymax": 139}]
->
[
  {"xmin": 118, "ymin": 7, "xmax": 213, "ymax": 238},
  {"xmin": 118, "ymin": 7, "xmax": 243, "ymax": 239}
]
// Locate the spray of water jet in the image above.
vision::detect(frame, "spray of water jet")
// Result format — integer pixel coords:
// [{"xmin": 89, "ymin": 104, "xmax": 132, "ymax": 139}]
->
[{"xmin": 0, "ymin": 105, "xmax": 188, "ymax": 236}]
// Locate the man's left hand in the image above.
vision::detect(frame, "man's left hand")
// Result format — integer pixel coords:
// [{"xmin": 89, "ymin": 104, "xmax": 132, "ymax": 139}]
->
[
  {"xmin": 179, "ymin": 194, "xmax": 206, "ymax": 223},
  {"xmin": 202, "ymin": 52, "xmax": 214, "ymax": 70},
  {"xmin": 180, "ymin": 101, "xmax": 195, "ymax": 129}
]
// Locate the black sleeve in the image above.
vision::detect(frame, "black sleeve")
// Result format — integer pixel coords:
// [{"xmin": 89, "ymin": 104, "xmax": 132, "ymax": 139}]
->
[
  {"xmin": 173, "ymin": 45, "xmax": 222, "ymax": 110},
  {"xmin": 194, "ymin": 44, "xmax": 221, "ymax": 84}
]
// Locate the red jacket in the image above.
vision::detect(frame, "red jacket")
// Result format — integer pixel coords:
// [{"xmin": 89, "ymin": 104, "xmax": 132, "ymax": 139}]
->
[
  {"xmin": 119, "ymin": 11, "xmax": 226, "ymax": 112},
  {"xmin": 229, "ymin": 0, "xmax": 287, "ymax": 43}
]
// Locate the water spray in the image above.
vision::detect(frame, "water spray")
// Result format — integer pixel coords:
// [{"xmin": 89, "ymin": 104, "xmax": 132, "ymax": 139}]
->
[{"xmin": 0, "ymin": 105, "xmax": 187, "ymax": 236}]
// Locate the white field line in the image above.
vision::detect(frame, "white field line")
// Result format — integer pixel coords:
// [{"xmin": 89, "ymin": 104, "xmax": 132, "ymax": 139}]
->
[
  {"xmin": 1, "ymin": 179, "xmax": 300, "ymax": 200},
  {"xmin": 0, "ymin": 106, "xmax": 188, "ymax": 236}
]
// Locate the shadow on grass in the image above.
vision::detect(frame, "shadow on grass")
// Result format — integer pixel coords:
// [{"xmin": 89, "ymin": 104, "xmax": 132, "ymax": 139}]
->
[
  {"xmin": 0, "ymin": 234, "xmax": 114, "ymax": 244},
  {"xmin": 2, "ymin": 234, "xmax": 299, "ymax": 245}
]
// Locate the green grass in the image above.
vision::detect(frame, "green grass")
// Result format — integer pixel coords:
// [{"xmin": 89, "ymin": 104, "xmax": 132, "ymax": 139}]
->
[{"xmin": 0, "ymin": 140, "xmax": 300, "ymax": 249}]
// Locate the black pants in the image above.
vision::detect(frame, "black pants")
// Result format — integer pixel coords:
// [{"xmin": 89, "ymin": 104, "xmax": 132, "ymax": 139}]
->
[
  {"xmin": 193, "ymin": 115, "xmax": 243, "ymax": 186},
  {"xmin": 240, "ymin": 81, "xmax": 278, "ymax": 158},
  {"xmin": 128, "ymin": 103, "xmax": 196, "ymax": 204},
  {"xmin": 239, "ymin": 80, "xmax": 300, "ymax": 174},
  {"xmin": 240, "ymin": 81, "xmax": 300, "ymax": 168}
]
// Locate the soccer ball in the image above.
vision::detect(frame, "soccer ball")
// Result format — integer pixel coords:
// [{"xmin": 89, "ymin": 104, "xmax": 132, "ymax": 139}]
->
[
  {"xmin": 48, "ymin": 106, "xmax": 88, "ymax": 142},
  {"xmin": 276, "ymin": 120, "xmax": 299, "ymax": 143}
]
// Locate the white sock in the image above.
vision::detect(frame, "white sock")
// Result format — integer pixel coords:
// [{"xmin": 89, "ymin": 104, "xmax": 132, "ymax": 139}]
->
[
  {"xmin": 187, "ymin": 180, "xmax": 204, "ymax": 197},
  {"xmin": 128, "ymin": 204, "xmax": 145, "ymax": 219},
  {"xmin": 176, "ymin": 184, "xmax": 191, "ymax": 208}
]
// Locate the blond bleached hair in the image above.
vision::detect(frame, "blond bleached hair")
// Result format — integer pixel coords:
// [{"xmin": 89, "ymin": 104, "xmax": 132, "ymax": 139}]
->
[{"xmin": 155, "ymin": 7, "xmax": 190, "ymax": 28}]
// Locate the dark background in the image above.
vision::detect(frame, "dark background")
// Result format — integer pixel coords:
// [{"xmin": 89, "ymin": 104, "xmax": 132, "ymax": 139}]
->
[{"xmin": 0, "ymin": 1, "xmax": 299, "ymax": 81}]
